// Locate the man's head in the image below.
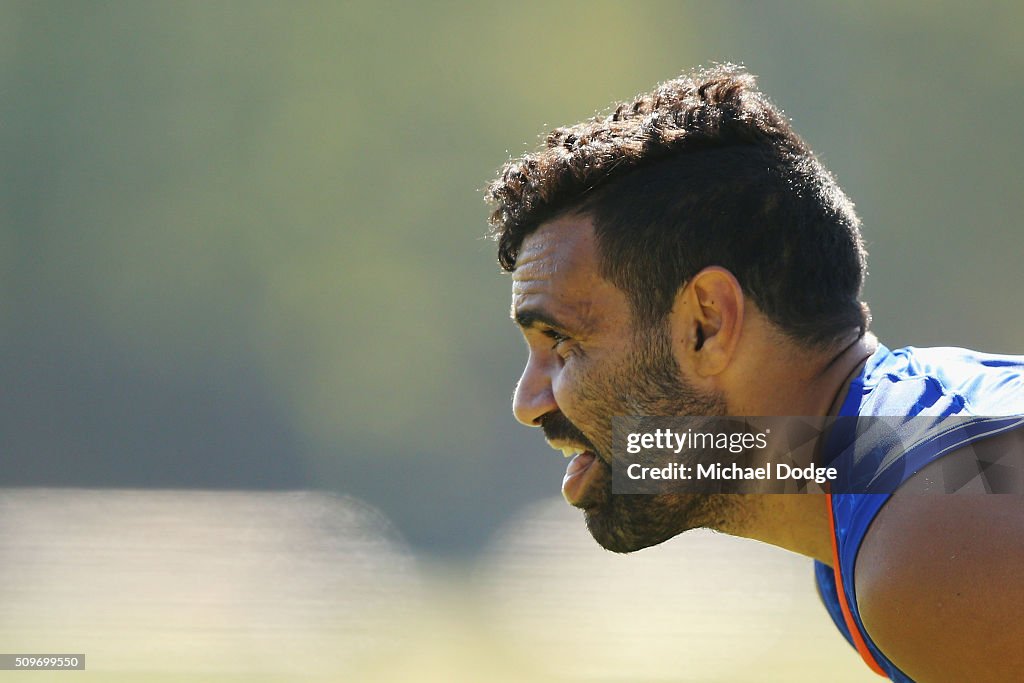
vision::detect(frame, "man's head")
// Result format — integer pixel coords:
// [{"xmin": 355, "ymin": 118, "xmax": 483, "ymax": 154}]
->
[{"xmin": 487, "ymin": 65, "xmax": 869, "ymax": 551}]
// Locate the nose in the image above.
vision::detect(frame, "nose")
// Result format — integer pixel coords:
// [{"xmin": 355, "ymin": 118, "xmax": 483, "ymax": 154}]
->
[{"xmin": 512, "ymin": 354, "xmax": 558, "ymax": 427}]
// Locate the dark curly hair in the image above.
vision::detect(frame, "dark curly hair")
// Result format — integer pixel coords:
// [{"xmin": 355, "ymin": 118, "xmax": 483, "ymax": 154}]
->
[{"xmin": 485, "ymin": 64, "xmax": 869, "ymax": 347}]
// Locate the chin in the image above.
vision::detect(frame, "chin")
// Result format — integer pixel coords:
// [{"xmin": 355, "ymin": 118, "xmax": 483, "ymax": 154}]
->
[{"xmin": 582, "ymin": 498, "xmax": 692, "ymax": 554}]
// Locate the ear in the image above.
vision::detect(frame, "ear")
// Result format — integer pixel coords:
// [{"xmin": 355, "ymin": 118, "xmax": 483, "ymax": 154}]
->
[{"xmin": 670, "ymin": 267, "xmax": 744, "ymax": 377}]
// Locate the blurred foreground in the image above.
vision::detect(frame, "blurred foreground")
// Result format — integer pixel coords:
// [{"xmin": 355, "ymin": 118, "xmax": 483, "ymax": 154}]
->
[{"xmin": 0, "ymin": 489, "xmax": 876, "ymax": 682}]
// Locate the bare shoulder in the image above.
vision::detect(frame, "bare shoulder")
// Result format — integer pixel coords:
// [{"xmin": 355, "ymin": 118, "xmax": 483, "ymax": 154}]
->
[{"xmin": 855, "ymin": 429, "xmax": 1024, "ymax": 682}]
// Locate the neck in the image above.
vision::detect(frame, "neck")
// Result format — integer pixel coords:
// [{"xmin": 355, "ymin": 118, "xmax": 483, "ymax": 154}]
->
[
  {"xmin": 722, "ymin": 494, "xmax": 837, "ymax": 564},
  {"xmin": 718, "ymin": 331, "xmax": 879, "ymax": 563},
  {"xmin": 727, "ymin": 330, "xmax": 878, "ymax": 417}
]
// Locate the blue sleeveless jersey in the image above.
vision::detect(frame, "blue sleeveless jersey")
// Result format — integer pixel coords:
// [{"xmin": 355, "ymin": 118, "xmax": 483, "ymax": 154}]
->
[{"xmin": 814, "ymin": 344, "xmax": 1024, "ymax": 681}]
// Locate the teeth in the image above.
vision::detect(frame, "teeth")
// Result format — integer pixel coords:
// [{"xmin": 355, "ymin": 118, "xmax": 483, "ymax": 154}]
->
[{"xmin": 560, "ymin": 447, "xmax": 582, "ymax": 459}]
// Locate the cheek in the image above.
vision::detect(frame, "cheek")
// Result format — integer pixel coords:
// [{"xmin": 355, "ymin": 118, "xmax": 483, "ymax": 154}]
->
[
  {"xmin": 549, "ymin": 363, "xmax": 578, "ymax": 413},
  {"xmin": 552, "ymin": 360, "xmax": 616, "ymax": 425},
  {"xmin": 550, "ymin": 361, "xmax": 588, "ymax": 420}
]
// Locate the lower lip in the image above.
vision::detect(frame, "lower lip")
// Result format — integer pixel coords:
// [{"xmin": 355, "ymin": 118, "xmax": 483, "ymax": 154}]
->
[{"xmin": 562, "ymin": 451, "xmax": 599, "ymax": 506}]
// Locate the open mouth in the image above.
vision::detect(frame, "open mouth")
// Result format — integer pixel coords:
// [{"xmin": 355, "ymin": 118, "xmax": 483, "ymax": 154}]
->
[{"xmin": 561, "ymin": 450, "xmax": 600, "ymax": 506}]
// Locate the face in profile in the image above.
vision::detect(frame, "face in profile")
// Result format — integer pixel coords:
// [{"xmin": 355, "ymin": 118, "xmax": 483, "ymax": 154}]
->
[{"xmin": 511, "ymin": 214, "xmax": 731, "ymax": 552}]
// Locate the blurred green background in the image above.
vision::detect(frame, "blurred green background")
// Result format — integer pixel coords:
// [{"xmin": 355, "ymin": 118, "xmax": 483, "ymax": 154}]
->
[
  {"xmin": 2, "ymin": 0, "xmax": 1024, "ymax": 552},
  {"xmin": 0, "ymin": 2, "xmax": 1021, "ymax": 679},
  {"xmin": 3, "ymin": 0, "xmax": 1022, "ymax": 556}
]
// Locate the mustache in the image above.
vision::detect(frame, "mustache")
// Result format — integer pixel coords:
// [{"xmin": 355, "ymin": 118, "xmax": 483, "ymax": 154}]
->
[{"xmin": 540, "ymin": 412, "xmax": 599, "ymax": 453}]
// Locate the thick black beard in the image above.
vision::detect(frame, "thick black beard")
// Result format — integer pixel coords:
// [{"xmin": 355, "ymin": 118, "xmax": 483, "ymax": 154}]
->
[
  {"xmin": 584, "ymin": 493, "xmax": 728, "ymax": 553},
  {"xmin": 577, "ymin": 323, "xmax": 736, "ymax": 553}
]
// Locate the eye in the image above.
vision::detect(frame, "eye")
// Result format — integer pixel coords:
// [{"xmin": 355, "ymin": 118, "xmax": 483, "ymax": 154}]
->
[{"xmin": 542, "ymin": 328, "xmax": 572, "ymax": 352}]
